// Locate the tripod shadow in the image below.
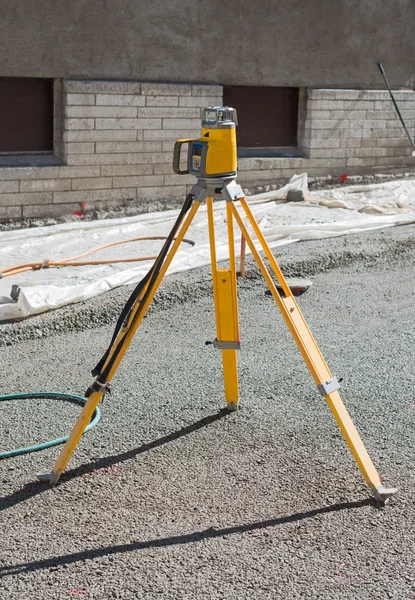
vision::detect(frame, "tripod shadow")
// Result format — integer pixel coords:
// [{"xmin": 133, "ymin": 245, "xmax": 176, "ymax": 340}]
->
[
  {"xmin": 0, "ymin": 498, "xmax": 371, "ymax": 578},
  {"xmin": 0, "ymin": 409, "xmax": 231, "ymax": 512}
]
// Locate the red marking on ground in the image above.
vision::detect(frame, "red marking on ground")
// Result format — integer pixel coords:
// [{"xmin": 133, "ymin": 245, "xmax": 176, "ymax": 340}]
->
[
  {"xmin": 90, "ymin": 465, "xmax": 121, "ymax": 477},
  {"xmin": 68, "ymin": 587, "xmax": 89, "ymax": 597},
  {"xmin": 338, "ymin": 174, "xmax": 349, "ymax": 183}
]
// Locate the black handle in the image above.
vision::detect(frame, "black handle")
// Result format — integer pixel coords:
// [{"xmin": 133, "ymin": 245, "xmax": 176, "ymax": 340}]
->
[{"xmin": 173, "ymin": 139, "xmax": 193, "ymax": 174}]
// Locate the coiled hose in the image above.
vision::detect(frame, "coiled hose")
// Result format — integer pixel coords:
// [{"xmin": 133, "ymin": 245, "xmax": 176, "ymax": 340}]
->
[
  {"xmin": 0, "ymin": 235, "xmax": 195, "ymax": 279},
  {"xmin": 0, "ymin": 392, "xmax": 101, "ymax": 459}
]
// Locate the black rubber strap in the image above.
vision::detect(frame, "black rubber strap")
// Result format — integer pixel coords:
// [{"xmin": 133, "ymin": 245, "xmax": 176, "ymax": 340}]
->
[{"xmin": 89, "ymin": 193, "xmax": 194, "ymax": 389}]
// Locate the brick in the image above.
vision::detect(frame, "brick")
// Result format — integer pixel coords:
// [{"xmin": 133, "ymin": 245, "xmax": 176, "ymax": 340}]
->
[
  {"xmin": 238, "ymin": 157, "xmax": 290, "ymax": 171},
  {"xmin": 72, "ymin": 178, "xmax": 113, "ymax": 190},
  {"xmin": 308, "ymin": 148, "xmax": 348, "ymax": 159},
  {"xmin": 371, "ymin": 128, "xmax": 405, "ymax": 138},
  {"xmin": 64, "ymin": 130, "xmax": 138, "ymax": 142},
  {"xmin": 20, "ymin": 179, "xmax": 72, "ymax": 192},
  {"xmin": 23, "ymin": 203, "xmax": 80, "ymax": 219},
  {"xmin": 144, "ymin": 129, "xmax": 199, "ymax": 141},
  {"xmin": 385, "ymin": 147, "xmax": 412, "ymax": 157},
  {"xmin": 112, "ymin": 175, "xmax": 164, "ymax": 187},
  {"xmin": 67, "ymin": 106, "xmax": 137, "ymax": 118},
  {"xmin": 306, "ymin": 138, "xmax": 342, "ymax": 149},
  {"xmin": 67, "ymin": 152, "xmax": 170, "ymax": 166},
  {"xmin": 65, "ymin": 118, "xmax": 95, "ymax": 130},
  {"xmin": 368, "ymin": 138, "xmax": 411, "ymax": 148},
  {"xmin": 58, "ymin": 168, "xmax": 99, "ymax": 180},
  {"xmin": 154, "ymin": 163, "xmax": 178, "ymax": 174},
  {"xmin": 308, "ymin": 100, "xmax": 345, "ymax": 110},
  {"xmin": 66, "ymin": 142, "xmax": 95, "ymax": 155},
  {"xmin": 162, "ymin": 118, "xmax": 202, "ymax": 130},
  {"xmin": 0, "ymin": 181, "xmax": 19, "ymax": 193},
  {"xmin": 307, "ymin": 128, "xmax": 344, "ymax": 139},
  {"xmin": 365, "ymin": 110, "xmax": 397, "ymax": 120},
  {"xmin": 164, "ymin": 173, "xmax": 194, "ymax": 186},
  {"xmin": 343, "ymin": 139, "xmax": 363, "ymax": 148},
  {"xmin": 353, "ymin": 147, "xmax": 389, "ymax": 158},
  {"xmin": 342, "ymin": 129, "xmax": 372, "ymax": 139},
  {"xmin": 306, "ymin": 110, "xmax": 331, "ymax": 119},
  {"xmin": 53, "ymin": 188, "xmax": 137, "ymax": 204},
  {"xmin": 101, "ymin": 164, "xmax": 154, "ymax": 177},
  {"xmin": 146, "ymin": 96, "xmax": 179, "ymax": 107},
  {"xmin": 179, "ymin": 96, "xmax": 222, "ymax": 108},
  {"xmin": 65, "ymin": 80, "xmax": 142, "ymax": 94},
  {"xmin": 0, "ymin": 192, "xmax": 52, "ymax": 206},
  {"xmin": 137, "ymin": 107, "xmax": 200, "ymax": 118},
  {"xmin": 141, "ymin": 83, "xmax": 192, "ymax": 96},
  {"xmin": 376, "ymin": 156, "xmax": 414, "ymax": 167},
  {"xmin": 95, "ymin": 141, "xmax": 162, "ymax": 154},
  {"xmin": 95, "ymin": 118, "xmax": 161, "ymax": 130},
  {"xmin": 0, "ymin": 167, "xmax": 59, "ymax": 180},
  {"xmin": 342, "ymin": 100, "xmax": 375, "ymax": 110},
  {"xmin": 346, "ymin": 157, "xmax": 377, "ymax": 167},
  {"xmin": 192, "ymin": 85, "xmax": 222, "ymax": 96},
  {"xmin": 136, "ymin": 185, "xmax": 187, "ymax": 200},
  {"xmin": 234, "ymin": 169, "xmax": 284, "ymax": 182},
  {"xmin": 328, "ymin": 110, "xmax": 367, "ymax": 120},
  {"xmin": 306, "ymin": 158, "xmax": 346, "ymax": 168},
  {"xmin": 66, "ymin": 93, "xmax": 95, "ymax": 106},
  {"xmin": 0, "ymin": 205, "xmax": 21, "ymax": 221},
  {"xmin": 162, "ymin": 141, "xmax": 178, "ymax": 152},
  {"xmin": 96, "ymin": 94, "xmax": 145, "ymax": 107}
]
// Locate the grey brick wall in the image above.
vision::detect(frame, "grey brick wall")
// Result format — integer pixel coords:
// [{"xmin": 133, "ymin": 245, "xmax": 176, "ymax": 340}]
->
[
  {"xmin": 0, "ymin": 83, "xmax": 414, "ymax": 222},
  {"xmin": 238, "ymin": 89, "xmax": 415, "ymax": 190}
]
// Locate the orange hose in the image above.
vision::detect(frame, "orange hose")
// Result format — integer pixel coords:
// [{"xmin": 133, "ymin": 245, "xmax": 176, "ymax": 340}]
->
[{"xmin": 0, "ymin": 235, "xmax": 194, "ymax": 279}]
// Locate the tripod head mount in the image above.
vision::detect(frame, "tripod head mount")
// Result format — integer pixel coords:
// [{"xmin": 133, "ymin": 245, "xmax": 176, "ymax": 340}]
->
[{"xmin": 173, "ymin": 106, "xmax": 238, "ymax": 179}]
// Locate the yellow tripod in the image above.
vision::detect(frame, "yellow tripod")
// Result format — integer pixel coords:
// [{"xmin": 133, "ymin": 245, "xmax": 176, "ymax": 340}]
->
[{"xmin": 38, "ymin": 107, "xmax": 396, "ymax": 504}]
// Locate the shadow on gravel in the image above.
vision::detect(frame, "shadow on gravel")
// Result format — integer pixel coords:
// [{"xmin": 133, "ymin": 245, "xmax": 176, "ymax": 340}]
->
[
  {"xmin": 0, "ymin": 499, "xmax": 371, "ymax": 577},
  {"xmin": 0, "ymin": 409, "xmax": 231, "ymax": 512}
]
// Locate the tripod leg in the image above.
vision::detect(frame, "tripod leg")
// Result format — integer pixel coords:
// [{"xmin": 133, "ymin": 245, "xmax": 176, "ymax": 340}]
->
[
  {"xmin": 38, "ymin": 200, "xmax": 201, "ymax": 485},
  {"xmin": 207, "ymin": 198, "xmax": 239, "ymax": 410},
  {"xmin": 228, "ymin": 199, "xmax": 396, "ymax": 503}
]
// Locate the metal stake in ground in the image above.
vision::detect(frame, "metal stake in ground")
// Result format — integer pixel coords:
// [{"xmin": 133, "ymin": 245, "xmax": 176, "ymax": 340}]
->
[{"xmin": 38, "ymin": 106, "xmax": 397, "ymax": 504}]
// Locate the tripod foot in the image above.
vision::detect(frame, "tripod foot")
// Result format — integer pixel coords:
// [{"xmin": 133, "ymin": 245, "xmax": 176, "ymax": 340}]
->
[
  {"xmin": 37, "ymin": 471, "xmax": 61, "ymax": 486},
  {"xmin": 372, "ymin": 484, "xmax": 398, "ymax": 504},
  {"xmin": 225, "ymin": 403, "xmax": 238, "ymax": 412}
]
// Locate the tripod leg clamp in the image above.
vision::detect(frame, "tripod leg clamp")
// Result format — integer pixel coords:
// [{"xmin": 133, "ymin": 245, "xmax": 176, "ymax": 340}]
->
[
  {"xmin": 213, "ymin": 339, "xmax": 240, "ymax": 350},
  {"xmin": 317, "ymin": 376, "xmax": 340, "ymax": 397}
]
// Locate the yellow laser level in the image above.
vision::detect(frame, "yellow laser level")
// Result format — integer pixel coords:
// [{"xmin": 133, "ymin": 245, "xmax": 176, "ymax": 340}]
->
[
  {"xmin": 173, "ymin": 107, "xmax": 237, "ymax": 178},
  {"xmin": 38, "ymin": 106, "xmax": 397, "ymax": 505}
]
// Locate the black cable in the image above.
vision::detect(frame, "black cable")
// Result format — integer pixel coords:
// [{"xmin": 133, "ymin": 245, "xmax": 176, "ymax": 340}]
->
[
  {"xmin": 378, "ymin": 63, "xmax": 415, "ymax": 151},
  {"xmin": 87, "ymin": 193, "xmax": 195, "ymax": 393}
]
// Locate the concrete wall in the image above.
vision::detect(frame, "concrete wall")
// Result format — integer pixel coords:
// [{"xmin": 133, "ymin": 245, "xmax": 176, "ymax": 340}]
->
[
  {"xmin": 1, "ymin": 81, "xmax": 414, "ymax": 222},
  {"xmin": 0, "ymin": 1, "xmax": 414, "ymax": 88}
]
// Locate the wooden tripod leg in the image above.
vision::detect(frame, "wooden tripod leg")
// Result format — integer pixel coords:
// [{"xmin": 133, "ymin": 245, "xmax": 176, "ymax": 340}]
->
[
  {"xmin": 38, "ymin": 200, "xmax": 201, "ymax": 486},
  {"xmin": 228, "ymin": 198, "xmax": 397, "ymax": 503},
  {"xmin": 207, "ymin": 198, "xmax": 239, "ymax": 410}
]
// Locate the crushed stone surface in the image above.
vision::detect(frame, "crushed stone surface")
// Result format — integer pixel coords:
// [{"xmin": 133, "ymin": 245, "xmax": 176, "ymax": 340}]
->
[{"xmin": 0, "ymin": 224, "xmax": 414, "ymax": 599}]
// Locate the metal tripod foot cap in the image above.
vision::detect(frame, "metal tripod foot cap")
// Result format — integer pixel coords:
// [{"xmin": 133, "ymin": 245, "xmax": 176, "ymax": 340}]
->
[
  {"xmin": 37, "ymin": 472, "xmax": 61, "ymax": 486},
  {"xmin": 372, "ymin": 484, "xmax": 398, "ymax": 504},
  {"xmin": 225, "ymin": 403, "xmax": 238, "ymax": 412}
]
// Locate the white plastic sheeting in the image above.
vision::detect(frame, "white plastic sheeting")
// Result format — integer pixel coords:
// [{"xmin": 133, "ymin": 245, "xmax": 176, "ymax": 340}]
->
[{"xmin": 1, "ymin": 173, "xmax": 415, "ymax": 321}]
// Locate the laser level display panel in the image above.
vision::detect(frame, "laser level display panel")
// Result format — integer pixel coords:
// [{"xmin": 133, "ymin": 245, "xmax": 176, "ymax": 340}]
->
[{"xmin": 192, "ymin": 143, "xmax": 203, "ymax": 173}]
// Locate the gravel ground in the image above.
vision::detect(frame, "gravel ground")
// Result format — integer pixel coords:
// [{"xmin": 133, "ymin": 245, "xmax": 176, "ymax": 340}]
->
[{"xmin": 0, "ymin": 225, "xmax": 414, "ymax": 599}]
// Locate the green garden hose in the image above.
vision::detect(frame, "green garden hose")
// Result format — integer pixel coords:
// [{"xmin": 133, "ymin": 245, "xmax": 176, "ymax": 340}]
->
[{"xmin": 0, "ymin": 392, "xmax": 101, "ymax": 459}]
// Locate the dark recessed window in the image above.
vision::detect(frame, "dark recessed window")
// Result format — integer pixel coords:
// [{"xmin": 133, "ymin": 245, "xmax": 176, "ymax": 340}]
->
[
  {"xmin": 223, "ymin": 86, "xmax": 299, "ymax": 148},
  {"xmin": 0, "ymin": 78, "xmax": 54, "ymax": 154}
]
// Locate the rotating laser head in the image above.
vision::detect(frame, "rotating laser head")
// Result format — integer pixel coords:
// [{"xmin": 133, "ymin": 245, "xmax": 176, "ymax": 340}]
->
[{"xmin": 173, "ymin": 106, "xmax": 238, "ymax": 179}]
